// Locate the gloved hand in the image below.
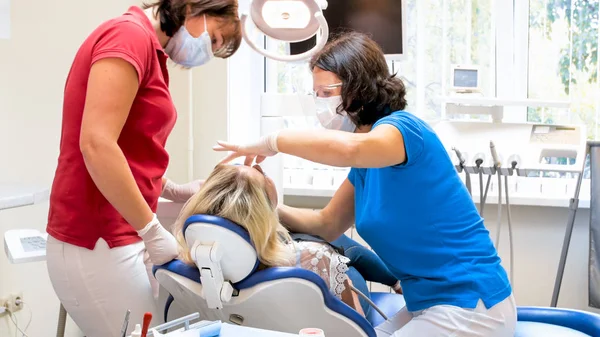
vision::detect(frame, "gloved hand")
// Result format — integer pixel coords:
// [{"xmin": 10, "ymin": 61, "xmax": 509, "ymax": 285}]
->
[
  {"xmin": 137, "ymin": 214, "xmax": 179, "ymax": 265},
  {"xmin": 161, "ymin": 179, "xmax": 204, "ymax": 203},
  {"xmin": 212, "ymin": 131, "xmax": 280, "ymax": 165}
]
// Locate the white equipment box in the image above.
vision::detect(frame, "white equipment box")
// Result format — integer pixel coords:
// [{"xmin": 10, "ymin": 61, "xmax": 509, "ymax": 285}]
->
[
  {"xmin": 4, "ymin": 229, "xmax": 48, "ymax": 264},
  {"xmin": 433, "ymin": 120, "xmax": 587, "ymax": 176}
]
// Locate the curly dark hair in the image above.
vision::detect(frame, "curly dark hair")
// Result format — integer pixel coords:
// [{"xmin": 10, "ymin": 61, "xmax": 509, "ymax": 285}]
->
[
  {"xmin": 309, "ymin": 31, "xmax": 408, "ymax": 127},
  {"xmin": 143, "ymin": 0, "xmax": 241, "ymax": 58}
]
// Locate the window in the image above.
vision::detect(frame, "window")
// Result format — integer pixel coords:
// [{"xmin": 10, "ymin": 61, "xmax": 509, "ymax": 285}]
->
[
  {"xmin": 526, "ymin": 0, "xmax": 600, "ymax": 140},
  {"xmin": 263, "ymin": 0, "xmax": 495, "ymax": 190},
  {"xmin": 266, "ymin": 0, "xmax": 495, "ymax": 122}
]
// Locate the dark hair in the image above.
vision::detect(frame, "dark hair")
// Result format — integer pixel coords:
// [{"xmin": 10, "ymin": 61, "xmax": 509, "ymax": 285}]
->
[
  {"xmin": 143, "ymin": 0, "xmax": 242, "ymax": 58},
  {"xmin": 309, "ymin": 31, "xmax": 407, "ymax": 127}
]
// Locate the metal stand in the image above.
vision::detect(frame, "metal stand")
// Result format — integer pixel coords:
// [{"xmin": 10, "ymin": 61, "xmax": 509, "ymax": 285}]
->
[
  {"xmin": 56, "ymin": 304, "xmax": 67, "ymax": 337},
  {"xmin": 550, "ymin": 141, "xmax": 596, "ymax": 307}
]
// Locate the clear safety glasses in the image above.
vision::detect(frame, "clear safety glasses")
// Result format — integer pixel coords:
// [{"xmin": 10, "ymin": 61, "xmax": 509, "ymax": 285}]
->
[{"xmin": 310, "ymin": 83, "xmax": 342, "ymax": 98}]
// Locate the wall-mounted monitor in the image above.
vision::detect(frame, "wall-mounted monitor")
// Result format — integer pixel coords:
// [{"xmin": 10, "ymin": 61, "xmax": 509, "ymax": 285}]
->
[
  {"xmin": 451, "ymin": 64, "xmax": 481, "ymax": 93},
  {"xmin": 290, "ymin": 0, "xmax": 407, "ymax": 60}
]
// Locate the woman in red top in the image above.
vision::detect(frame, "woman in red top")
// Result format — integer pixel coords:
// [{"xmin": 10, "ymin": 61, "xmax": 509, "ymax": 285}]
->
[{"xmin": 45, "ymin": 1, "xmax": 241, "ymax": 335}]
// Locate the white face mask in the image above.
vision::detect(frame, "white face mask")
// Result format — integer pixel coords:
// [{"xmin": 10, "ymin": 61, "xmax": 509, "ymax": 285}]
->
[
  {"xmin": 165, "ymin": 15, "xmax": 214, "ymax": 67},
  {"xmin": 314, "ymin": 96, "xmax": 357, "ymax": 133}
]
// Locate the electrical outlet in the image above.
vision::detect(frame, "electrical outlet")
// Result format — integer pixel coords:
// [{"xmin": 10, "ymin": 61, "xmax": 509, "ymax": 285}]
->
[
  {"xmin": 4, "ymin": 292, "xmax": 23, "ymax": 313},
  {"xmin": 0, "ymin": 295, "xmax": 7, "ymax": 315}
]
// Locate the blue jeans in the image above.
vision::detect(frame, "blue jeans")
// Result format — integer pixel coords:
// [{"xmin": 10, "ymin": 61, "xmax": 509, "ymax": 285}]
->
[
  {"xmin": 330, "ymin": 234, "xmax": 398, "ymax": 287},
  {"xmin": 330, "ymin": 234, "xmax": 399, "ymax": 317},
  {"xmin": 290, "ymin": 233, "xmax": 397, "ymax": 316}
]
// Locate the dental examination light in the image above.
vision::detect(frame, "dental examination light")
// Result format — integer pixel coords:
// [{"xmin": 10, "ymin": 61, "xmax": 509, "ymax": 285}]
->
[{"xmin": 241, "ymin": 0, "xmax": 330, "ymax": 62}]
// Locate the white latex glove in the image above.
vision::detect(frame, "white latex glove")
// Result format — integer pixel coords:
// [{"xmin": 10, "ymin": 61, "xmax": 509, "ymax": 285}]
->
[
  {"xmin": 161, "ymin": 179, "xmax": 204, "ymax": 203},
  {"xmin": 137, "ymin": 214, "xmax": 179, "ymax": 265},
  {"xmin": 213, "ymin": 131, "xmax": 279, "ymax": 165}
]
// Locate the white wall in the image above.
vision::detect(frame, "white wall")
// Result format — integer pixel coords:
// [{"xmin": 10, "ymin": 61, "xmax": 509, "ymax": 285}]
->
[{"xmin": 0, "ymin": 1, "xmax": 228, "ymax": 336}]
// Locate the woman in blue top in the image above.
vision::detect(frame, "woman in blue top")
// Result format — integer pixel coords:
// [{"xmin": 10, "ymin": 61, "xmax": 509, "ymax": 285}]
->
[{"xmin": 214, "ymin": 31, "xmax": 516, "ymax": 337}]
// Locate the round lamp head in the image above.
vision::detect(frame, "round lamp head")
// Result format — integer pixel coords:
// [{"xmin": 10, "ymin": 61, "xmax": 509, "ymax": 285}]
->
[{"xmin": 250, "ymin": 0, "xmax": 322, "ymax": 42}]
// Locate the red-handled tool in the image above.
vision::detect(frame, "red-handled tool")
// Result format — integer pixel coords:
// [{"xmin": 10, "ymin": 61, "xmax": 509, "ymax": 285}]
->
[{"xmin": 140, "ymin": 312, "xmax": 152, "ymax": 337}]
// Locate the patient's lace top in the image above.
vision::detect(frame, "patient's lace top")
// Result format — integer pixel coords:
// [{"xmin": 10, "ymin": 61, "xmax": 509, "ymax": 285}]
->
[{"xmin": 291, "ymin": 241, "xmax": 351, "ymax": 299}]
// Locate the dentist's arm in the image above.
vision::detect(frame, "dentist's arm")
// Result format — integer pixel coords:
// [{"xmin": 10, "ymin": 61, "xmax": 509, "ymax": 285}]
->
[
  {"xmin": 80, "ymin": 57, "xmax": 177, "ymax": 265},
  {"xmin": 278, "ymin": 179, "xmax": 355, "ymax": 242},
  {"xmin": 214, "ymin": 125, "xmax": 406, "ymax": 169}
]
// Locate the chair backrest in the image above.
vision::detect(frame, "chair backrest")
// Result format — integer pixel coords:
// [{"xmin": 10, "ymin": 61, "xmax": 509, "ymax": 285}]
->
[
  {"xmin": 154, "ymin": 214, "xmax": 376, "ymax": 337},
  {"xmin": 183, "ymin": 214, "xmax": 259, "ymax": 283}
]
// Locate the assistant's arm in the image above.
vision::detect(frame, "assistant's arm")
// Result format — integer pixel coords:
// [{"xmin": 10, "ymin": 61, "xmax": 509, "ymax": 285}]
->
[
  {"xmin": 80, "ymin": 57, "xmax": 153, "ymax": 230},
  {"xmin": 278, "ymin": 179, "xmax": 355, "ymax": 242}
]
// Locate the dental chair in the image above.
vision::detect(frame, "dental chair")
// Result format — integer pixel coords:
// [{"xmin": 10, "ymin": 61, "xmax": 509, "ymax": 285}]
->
[{"xmin": 153, "ymin": 214, "xmax": 406, "ymax": 337}]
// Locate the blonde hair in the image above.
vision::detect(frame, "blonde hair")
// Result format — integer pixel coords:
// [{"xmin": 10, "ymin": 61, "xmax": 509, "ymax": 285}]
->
[{"xmin": 172, "ymin": 165, "xmax": 295, "ymax": 268}]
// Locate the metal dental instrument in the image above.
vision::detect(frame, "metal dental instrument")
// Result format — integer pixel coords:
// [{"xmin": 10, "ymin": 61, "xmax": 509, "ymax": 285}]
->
[
  {"xmin": 453, "ymin": 147, "xmax": 471, "ymax": 195},
  {"xmin": 121, "ymin": 309, "xmax": 131, "ymax": 337}
]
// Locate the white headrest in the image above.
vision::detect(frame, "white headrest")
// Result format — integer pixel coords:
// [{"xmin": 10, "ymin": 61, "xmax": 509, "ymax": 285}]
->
[{"xmin": 183, "ymin": 214, "xmax": 259, "ymax": 283}]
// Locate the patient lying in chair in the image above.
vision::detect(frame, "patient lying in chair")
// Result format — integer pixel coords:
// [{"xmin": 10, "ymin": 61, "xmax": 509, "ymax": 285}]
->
[{"xmin": 172, "ymin": 164, "xmax": 365, "ymax": 315}]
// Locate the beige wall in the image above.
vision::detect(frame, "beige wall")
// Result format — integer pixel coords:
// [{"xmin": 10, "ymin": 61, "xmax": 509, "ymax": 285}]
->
[{"xmin": 0, "ymin": 1, "xmax": 228, "ymax": 336}]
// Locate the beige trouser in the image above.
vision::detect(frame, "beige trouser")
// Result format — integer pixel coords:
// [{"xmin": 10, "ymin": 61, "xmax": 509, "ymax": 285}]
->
[
  {"xmin": 376, "ymin": 294, "xmax": 517, "ymax": 337},
  {"xmin": 46, "ymin": 236, "xmax": 161, "ymax": 337}
]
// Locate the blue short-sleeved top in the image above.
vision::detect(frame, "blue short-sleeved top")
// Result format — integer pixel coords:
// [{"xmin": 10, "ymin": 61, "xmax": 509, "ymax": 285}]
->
[{"xmin": 348, "ymin": 110, "xmax": 511, "ymax": 312}]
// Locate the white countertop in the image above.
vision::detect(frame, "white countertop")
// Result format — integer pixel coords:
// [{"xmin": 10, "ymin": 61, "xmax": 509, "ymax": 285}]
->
[
  {"xmin": 284, "ymin": 186, "xmax": 591, "ymax": 209},
  {"xmin": 0, "ymin": 184, "xmax": 50, "ymax": 211}
]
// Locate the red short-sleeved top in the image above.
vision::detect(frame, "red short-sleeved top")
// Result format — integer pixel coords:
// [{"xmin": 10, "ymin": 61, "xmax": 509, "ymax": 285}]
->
[{"xmin": 47, "ymin": 6, "xmax": 177, "ymax": 249}]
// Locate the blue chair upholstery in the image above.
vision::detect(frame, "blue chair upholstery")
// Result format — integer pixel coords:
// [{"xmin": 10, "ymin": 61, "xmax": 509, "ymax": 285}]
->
[
  {"xmin": 154, "ymin": 259, "xmax": 406, "ymax": 335},
  {"xmin": 153, "ymin": 214, "xmax": 406, "ymax": 337},
  {"xmin": 515, "ymin": 306, "xmax": 600, "ymax": 337}
]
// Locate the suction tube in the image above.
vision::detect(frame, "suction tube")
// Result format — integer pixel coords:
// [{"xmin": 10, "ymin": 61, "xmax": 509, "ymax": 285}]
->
[
  {"xmin": 453, "ymin": 147, "xmax": 471, "ymax": 195},
  {"xmin": 473, "ymin": 153, "xmax": 486, "ymax": 213},
  {"xmin": 473, "ymin": 153, "xmax": 493, "ymax": 215},
  {"xmin": 350, "ymin": 285, "xmax": 388, "ymax": 320},
  {"xmin": 491, "ymin": 141, "xmax": 503, "ymax": 251},
  {"xmin": 490, "ymin": 142, "xmax": 516, "ymax": 290},
  {"xmin": 504, "ymin": 173, "xmax": 515, "ymax": 288},
  {"xmin": 507, "ymin": 154, "xmax": 522, "ymax": 176}
]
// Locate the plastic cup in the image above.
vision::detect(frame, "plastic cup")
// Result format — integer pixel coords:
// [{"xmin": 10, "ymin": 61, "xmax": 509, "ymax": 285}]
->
[{"xmin": 299, "ymin": 328, "xmax": 325, "ymax": 336}]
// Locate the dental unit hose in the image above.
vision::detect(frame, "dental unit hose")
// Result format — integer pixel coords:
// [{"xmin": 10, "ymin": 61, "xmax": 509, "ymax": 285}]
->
[
  {"xmin": 489, "ymin": 141, "xmax": 516, "ymax": 289},
  {"xmin": 490, "ymin": 141, "xmax": 503, "ymax": 251},
  {"xmin": 453, "ymin": 147, "xmax": 471, "ymax": 196},
  {"xmin": 504, "ymin": 171, "xmax": 515, "ymax": 288},
  {"xmin": 480, "ymin": 174, "xmax": 492, "ymax": 215},
  {"xmin": 350, "ymin": 285, "xmax": 388, "ymax": 320},
  {"xmin": 475, "ymin": 158, "xmax": 492, "ymax": 214}
]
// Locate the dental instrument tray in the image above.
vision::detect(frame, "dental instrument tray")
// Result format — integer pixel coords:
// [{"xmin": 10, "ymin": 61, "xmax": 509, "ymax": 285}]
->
[{"xmin": 135, "ymin": 313, "xmax": 300, "ymax": 337}]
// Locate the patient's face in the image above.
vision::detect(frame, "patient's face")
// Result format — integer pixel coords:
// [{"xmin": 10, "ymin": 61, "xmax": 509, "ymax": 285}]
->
[{"xmin": 236, "ymin": 165, "xmax": 278, "ymax": 206}]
